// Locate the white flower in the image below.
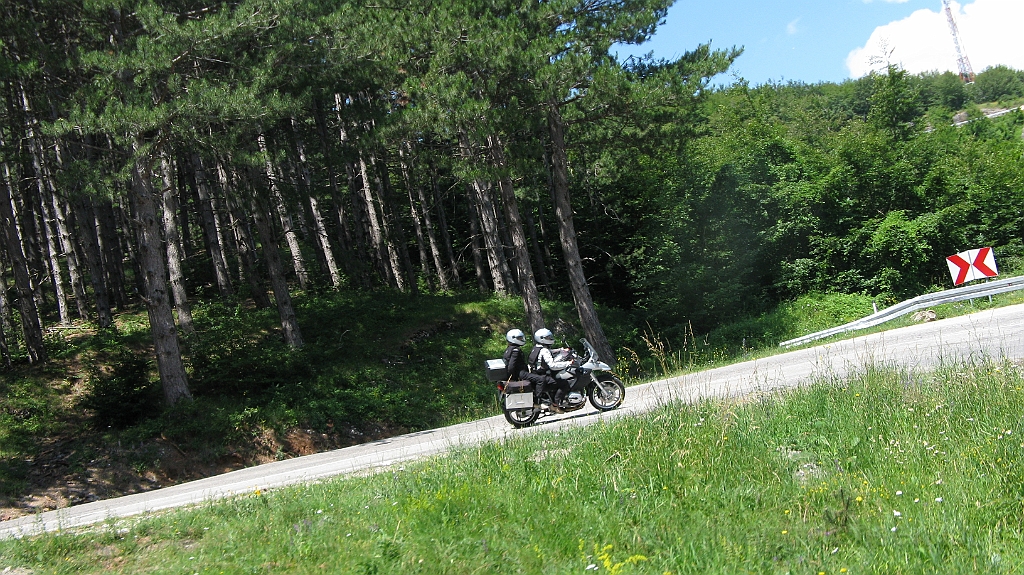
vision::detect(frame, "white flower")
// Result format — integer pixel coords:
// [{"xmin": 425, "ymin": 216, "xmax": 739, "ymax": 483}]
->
[
  {"xmin": 891, "ymin": 527, "xmax": 898, "ymax": 532},
  {"xmin": 893, "ymin": 510, "xmax": 902, "ymax": 517},
  {"xmin": 586, "ymin": 564, "xmax": 599, "ymax": 571},
  {"xmin": 935, "ymin": 497, "xmax": 943, "ymax": 502},
  {"xmin": 896, "ymin": 491, "xmax": 903, "ymax": 496}
]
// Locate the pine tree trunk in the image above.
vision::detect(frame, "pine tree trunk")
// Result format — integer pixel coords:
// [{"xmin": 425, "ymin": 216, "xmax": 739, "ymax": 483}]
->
[
  {"xmin": 38, "ymin": 191, "xmax": 70, "ymax": 325},
  {"xmin": 0, "ymin": 252, "xmax": 10, "ymax": 368},
  {"xmin": 50, "ymin": 192, "xmax": 89, "ymax": 321},
  {"xmin": 50, "ymin": 140, "xmax": 90, "ymax": 321},
  {"xmin": 473, "ymin": 179, "xmax": 512, "ymax": 295},
  {"xmin": 459, "ymin": 134, "xmax": 512, "ymax": 295},
  {"xmin": 95, "ymin": 198, "xmax": 128, "ymax": 308},
  {"xmin": 218, "ymin": 160, "xmax": 273, "ymax": 309},
  {"xmin": 547, "ymin": 103, "xmax": 616, "ymax": 366},
  {"xmin": 258, "ymin": 131, "xmax": 309, "ymax": 291},
  {"xmin": 358, "ymin": 154, "xmax": 398, "ymax": 288},
  {"xmin": 489, "ymin": 135, "xmax": 545, "ymax": 334},
  {"xmin": 191, "ymin": 154, "xmax": 234, "ymax": 297},
  {"xmin": 74, "ymin": 197, "xmax": 114, "ymax": 328},
  {"xmin": 0, "ymin": 160, "xmax": 47, "ymax": 363},
  {"xmin": 292, "ymin": 119, "xmax": 342, "ymax": 288},
  {"xmin": 250, "ymin": 194, "xmax": 304, "ymax": 348},
  {"xmin": 0, "ymin": 262, "xmax": 10, "ymax": 367},
  {"xmin": 399, "ymin": 144, "xmax": 434, "ymax": 291},
  {"xmin": 465, "ymin": 185, "xmax": 490, "ymax": 293},
  {"xmin": 523, "ymin": 197, "xmax": 552, "ymax": 296},
  {"xmin": 23, "ymin": 117, "xmax": 77, "ymax": 324},
  {"xmin": 14, "ymin": 85, "xmax": 48, "ymax": 313},
  {"xmin": 309, "ymin": 195, "xmax": 342, "ymax": 288},
  {"xmin": 159, "ymin": 150, "xmax": 195, "ymax": 335},
  {"xmin": 176, "ymin": 163, "xmax": 192, "ymax": 259},
  {"xmin": 16, "ymin": 157, "xmax": 47, "ymax": 313},
  {"xmin": 374, "ymin": 150, "xmax": 417, "ymax": 294},
  {"xmin": 129, "ymin": 146, "xmax": 192, "ymax": 404},
  {"xmin": 311, "ymin": 99, "xmax": 357, "ymax": 280},
  {"xmin": 417, "ymin": 173, "xmax": 449, "ymax": 291},
  {"xmin": 431, "ymin": 164, "xmax": 461, "ymax": 287}
]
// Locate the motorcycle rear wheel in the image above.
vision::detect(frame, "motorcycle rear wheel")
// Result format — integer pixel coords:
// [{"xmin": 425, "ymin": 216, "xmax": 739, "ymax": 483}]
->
[
  {"xmin": 503, "ymin": 397, "xmax": 539, "ymax": 428},
  {"xmin": 588, "ymin": 374, "xmax": 625, "ymax": 411}
]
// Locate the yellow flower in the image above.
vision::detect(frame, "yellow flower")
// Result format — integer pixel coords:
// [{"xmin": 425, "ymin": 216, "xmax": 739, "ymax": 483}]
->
[
  {"xmin": 841, "ymin": 570, "xmax": 848, "ymax": 574},
  {"xmin": 856, "ymin": 496, "xmax": 863, "ymax": 502},
  {"xmin": 782, "ymin": 530, "xmax": 788, "ymax": 535}
]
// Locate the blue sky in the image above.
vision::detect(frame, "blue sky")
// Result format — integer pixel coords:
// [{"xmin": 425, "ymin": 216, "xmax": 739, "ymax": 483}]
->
[{"xmin": 614, "ymin": 0, "xmax": 1024, "ymax": 86}]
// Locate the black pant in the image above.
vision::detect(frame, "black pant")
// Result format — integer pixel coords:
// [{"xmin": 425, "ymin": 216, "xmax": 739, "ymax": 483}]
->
[{"xmin": 519, "ymin": 372, "xmax": 554, "ymax": 403}]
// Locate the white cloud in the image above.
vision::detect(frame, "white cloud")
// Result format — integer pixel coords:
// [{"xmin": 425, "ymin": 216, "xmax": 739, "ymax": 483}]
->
[
  {"xmin": 847, "ymin": 0, "xmax": 1024, "ymax": 78},
  {"xmin": 787, "ymin": 18, "xmax": 800, "ymax": 35}
]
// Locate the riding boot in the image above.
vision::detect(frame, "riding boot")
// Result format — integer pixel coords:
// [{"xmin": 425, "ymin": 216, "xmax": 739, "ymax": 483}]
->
[{"xmin": 553, "ymin": 388, "xmax": 566, "ymax": 407}]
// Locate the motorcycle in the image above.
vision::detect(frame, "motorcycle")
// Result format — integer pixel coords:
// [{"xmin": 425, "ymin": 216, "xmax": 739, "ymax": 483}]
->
[{"xmin": 485, "ymin": 338, "xmax": 626, "ymax": 427}]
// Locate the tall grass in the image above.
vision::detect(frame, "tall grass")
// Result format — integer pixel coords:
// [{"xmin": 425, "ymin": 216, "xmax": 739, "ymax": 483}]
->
[{"xmin": 5, "ymin": 359, "xmax": 1023, "ymax": 573}]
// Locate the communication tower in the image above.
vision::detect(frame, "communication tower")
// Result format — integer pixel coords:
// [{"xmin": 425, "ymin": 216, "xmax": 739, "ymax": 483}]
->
[{"xmin": 943, "ymin": 0, "xmax": 975, "ymax": 83}]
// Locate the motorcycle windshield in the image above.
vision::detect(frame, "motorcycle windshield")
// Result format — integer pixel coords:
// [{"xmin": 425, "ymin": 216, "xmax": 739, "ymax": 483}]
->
[{"xmin": 580, "ymin": 338, "xmax": 599, "ymax": 361}]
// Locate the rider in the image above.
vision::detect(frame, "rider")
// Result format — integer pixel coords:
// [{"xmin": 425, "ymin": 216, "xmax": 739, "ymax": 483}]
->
[
  {"xmin": 503, "ymin": 329, "xmax": 552, "ymax": 411},
  {"xmin": 528, "ymin": 328, "xmax": 573, "ymax": 412}
]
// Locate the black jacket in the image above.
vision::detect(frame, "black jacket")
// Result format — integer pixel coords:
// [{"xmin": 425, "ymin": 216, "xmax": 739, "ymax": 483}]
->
[{"xmin": 503, "ymin": 344, "xmax": 529, "ymax": 379}]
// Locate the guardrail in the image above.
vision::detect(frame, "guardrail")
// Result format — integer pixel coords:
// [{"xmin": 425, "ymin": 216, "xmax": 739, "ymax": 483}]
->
[{"xmin": 779, "ymin": 275, "xmax": 1024, "ymax": 348}]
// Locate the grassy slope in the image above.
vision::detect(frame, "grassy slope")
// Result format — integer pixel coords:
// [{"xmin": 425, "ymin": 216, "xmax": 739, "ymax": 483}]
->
[{"xmin": 4, "ymin": 360, "xmax": 1024, "ymax": 573}]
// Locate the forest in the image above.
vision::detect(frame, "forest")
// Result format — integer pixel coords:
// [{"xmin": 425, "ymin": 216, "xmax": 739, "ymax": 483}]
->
[{"xmin": 1, "ymin": 0, "xmax": 1024, "ymax": 510}]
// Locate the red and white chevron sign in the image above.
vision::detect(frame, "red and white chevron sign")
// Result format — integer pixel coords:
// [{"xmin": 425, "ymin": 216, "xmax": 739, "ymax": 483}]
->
[{"xmin": 946, "ymin": 247, "xmax": 998, "ymax": 286}]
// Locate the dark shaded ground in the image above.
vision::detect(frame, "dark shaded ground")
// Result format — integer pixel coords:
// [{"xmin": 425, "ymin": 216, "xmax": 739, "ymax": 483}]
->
[{"xmin": 0, "ymin": 420, "xmax": 406, "ymax": 522}]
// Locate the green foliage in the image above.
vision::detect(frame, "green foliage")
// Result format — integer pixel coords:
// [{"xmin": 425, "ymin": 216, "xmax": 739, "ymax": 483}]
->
[
  {"xmin": 7, "ymin": 361, "xmax": 1024, "ymax": 574},
  {"xmin": 972, "ymin": 65, "xmax": 1024, "ymax": 104}
]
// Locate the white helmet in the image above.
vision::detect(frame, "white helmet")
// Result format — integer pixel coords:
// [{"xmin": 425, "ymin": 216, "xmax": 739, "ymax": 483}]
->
[
  {"xmin": 533, "ymin": 328, "xmax": 554, "ymax": 345},
  {"xmin": 506, "ymin": 328, "xmax": 526, "ymax": 346}
]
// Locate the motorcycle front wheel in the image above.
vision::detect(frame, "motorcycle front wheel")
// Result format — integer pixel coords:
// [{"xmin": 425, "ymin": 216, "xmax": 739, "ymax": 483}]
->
[
  {"xmin": 588, "ymin": 374, "xmax": 625, "ymax": 411},
  {"xmin": 503, "ymin": 398, "xmax": 539, "ymax": 428}
]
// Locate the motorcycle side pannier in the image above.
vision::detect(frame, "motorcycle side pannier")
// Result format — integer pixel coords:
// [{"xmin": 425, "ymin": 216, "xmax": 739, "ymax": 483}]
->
[
  {"xmin": 503, "ymin": 380, "xmax": 535, "ymax": 410},
  {"xmin": 484, "ymin": 359, "xmax": 509, "ymax": 382},
  {"xmin": 503, "ymin": 380, "xmax": 534, "ymax": 394}
]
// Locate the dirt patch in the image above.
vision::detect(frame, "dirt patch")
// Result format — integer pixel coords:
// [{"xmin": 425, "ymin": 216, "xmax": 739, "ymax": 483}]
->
[{"xmin": 0, "ymin": 421, "xmax": 407, "ymax": 522}]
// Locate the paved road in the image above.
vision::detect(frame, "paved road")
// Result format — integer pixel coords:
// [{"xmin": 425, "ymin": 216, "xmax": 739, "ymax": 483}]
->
[{"xmin": 3, "ymin": 303, "xmax": 1024, "ymax": 539}]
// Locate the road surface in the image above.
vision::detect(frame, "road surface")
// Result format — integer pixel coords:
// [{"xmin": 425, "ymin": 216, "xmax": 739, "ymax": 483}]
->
[{"xmin": 3, "ymin": 303, "xmax": 1023, "ymax": 539}]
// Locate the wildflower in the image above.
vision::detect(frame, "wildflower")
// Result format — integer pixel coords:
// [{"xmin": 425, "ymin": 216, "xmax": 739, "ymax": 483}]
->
[
  {"xmin": 841, "ymin": 569, "xmax": 848, "ymax": 573},
  {"xmin": 893, "ymin": 510, "xmax": 902, "ymax": 517},
  {"xmin": 782, "ymin": 530, "xmax": 788, "ymax": 535},
  {"xmin": 784, "ymin": 509, "xmax": 791, "ymax": 515},
  {"xmin": 896, "ymin": 491, "xmax": 903, "ymax": 496},
  {"xmin": 891, "ymin": 527, "xmax": 897, "ymax": 532},
  {"xmin": 855, "ymin": 496, "xmax": 863, "ymax": 502},
  {"xmin": 935, "ymin": 497, "xmax": 943, "ymax": 502}
]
